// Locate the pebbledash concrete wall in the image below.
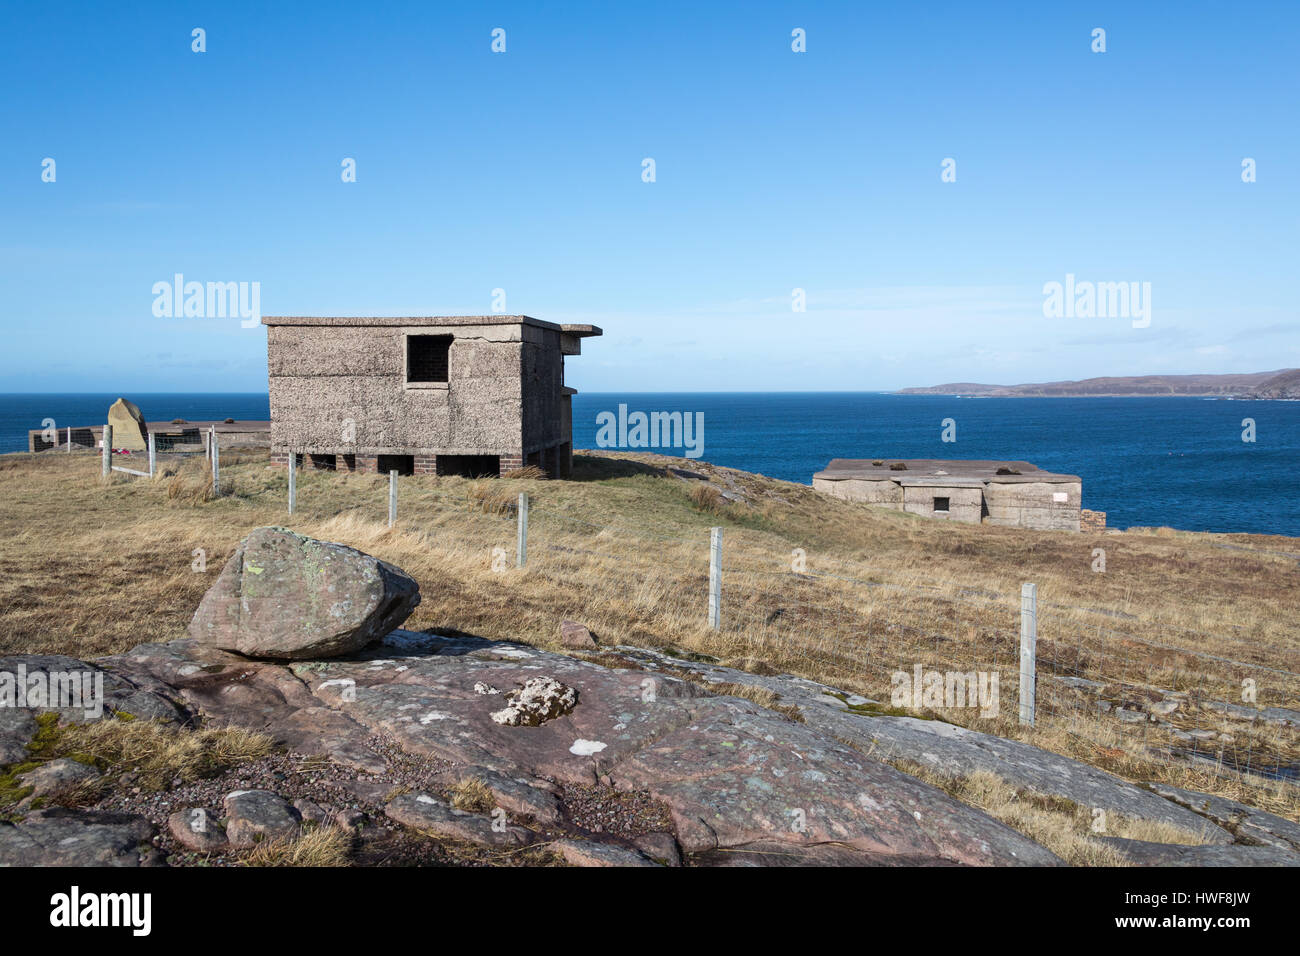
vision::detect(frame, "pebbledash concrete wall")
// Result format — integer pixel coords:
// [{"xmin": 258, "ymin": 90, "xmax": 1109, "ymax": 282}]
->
[
  {"xmin": 983, "ymin": 478, "xmax": 1082, "ymax": 531},
  {"xmin": 813, "ymin": 459, "xmax": 1083, "ymax": 531},
  {"xmin": 900, "ymin": 479, "xmax": 985, "ymax": 524},
  {"xmin": 263, "ymin": 316, "xmax": 600, "ymax": 477}
]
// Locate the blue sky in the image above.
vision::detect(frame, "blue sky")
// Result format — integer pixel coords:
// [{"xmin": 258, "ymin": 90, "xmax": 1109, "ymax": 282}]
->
[{"xmin": 1, "ymin": 1, "xmax": 1296, "ymax": 392}]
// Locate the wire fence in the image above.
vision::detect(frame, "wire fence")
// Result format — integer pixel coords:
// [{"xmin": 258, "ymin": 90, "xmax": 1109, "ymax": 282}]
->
[
  {"xmin": 99, "ymin": 425, "xmax": 212, "ymax": 480},
  {"xmin": 95, "ymin": 450, "xmax": 1300, "ymax": 795},
  {"xmin": 524, "ymin": 494, "xmax": 1300, "ymax": 793},
  {"xmin": 1034, "ymin": 606, "xmax": 1300, "ymax": 785}
]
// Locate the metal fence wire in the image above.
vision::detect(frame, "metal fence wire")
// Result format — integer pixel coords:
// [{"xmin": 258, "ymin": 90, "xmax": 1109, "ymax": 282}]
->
[
  {"xmin": 93, "ymin": 455, "xmax": 1300, "ymax": 796},
  {"xmin": 514, "ymin": 497, "xmax": 1298, "ymax": 793}
]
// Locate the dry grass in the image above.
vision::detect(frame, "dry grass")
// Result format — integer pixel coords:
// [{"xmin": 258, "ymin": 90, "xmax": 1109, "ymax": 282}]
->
[
  {"xmin": 1, "ymin": 447, "xmax": 1296, "ymax": 824},
  {"xmin": 888, "ymin": 763, "xmax": 1212, "ymax": 866},
  {"xmin": 448, "ymin": 776, "xmax": 495, "ymax": 812},
  {"xmin": 501, "ymin": 464, "xmax": 546, "ymax": 480},
  {"xmin": 53, "ymin": 719, "xmax": 273, "ymax": 791},
  {"xmin": 466, "ymin": 479, "xmax": 519, "ymax": 516},
  {"xmin": 688, "ymin": 483, "xmax": 724, "ymax": 513},
  {"xmin": 242, "ymin": 825, "xmax": 352, "ymax": 867}
]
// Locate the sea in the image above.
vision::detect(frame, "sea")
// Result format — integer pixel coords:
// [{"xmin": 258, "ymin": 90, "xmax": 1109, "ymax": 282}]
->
[{"xmin": 2, "ymin": 392, "xmax": 1296, "ymax": 537}]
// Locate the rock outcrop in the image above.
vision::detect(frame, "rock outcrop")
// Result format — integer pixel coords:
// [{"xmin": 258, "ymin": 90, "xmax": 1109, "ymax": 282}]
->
[
  {"xmin": 6, "ymin": 547, "xmax": 1295, "ymax": 868},
  {"xmin": 551, "ymin": 838, "xmax": 657, "ymax": 867},
  {"xmin": 9, "ymin": 629, "xmax": 1299, "ymax": 866},
  {"xmin": 0, "ymin": 709, "xmax": 36, "ymax": 764},
  {"xmin": 0, "ymin": 653, "xmax": 186, "ymax": 727},
  {"xmin": 188, "ymin": 527, "xmax": 420, "ymax": 660},
  {"xmin": 385, "ymin": 792, "xmax": 530, "ymax": 846},
  {"xmin": 0, "ymin": 809, "xmax": 156, "ymax": 866},
  {"xmin": 1099, "ymin": 838, "xmax": 1299, "ymax": 867},
  {"xmin": 1143, "ymin": 781, "xmax": 1300, "ymax": 851},
  {"xmin": 14, "ymin": 758, "xmax": 100, "ymax": 808},
  {"xmin": 94, "ymin": 631, "xmax": 1062, "ymax": 866},
  {"xmin": 608, "ymin": 647, "xmax": 1235, "ymax": 843}
]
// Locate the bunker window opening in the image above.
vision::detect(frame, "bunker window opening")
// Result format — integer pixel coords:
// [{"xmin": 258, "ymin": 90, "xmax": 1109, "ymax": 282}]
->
[
  {"xmin": 408, "ymin": 334, "xmax": 452, "ymax": 383},
  {"xmin": 933, "ymin": 497, "xmax": 950, "ymax": 513}
]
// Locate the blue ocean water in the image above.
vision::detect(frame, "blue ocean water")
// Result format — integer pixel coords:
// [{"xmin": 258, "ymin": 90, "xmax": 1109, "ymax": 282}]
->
[
  {"xmin": 573, "ymin": 393, "xmax": 1300, "ymax": 537},
  {"xmin": 0, "ymin": 394, "xmax": 271, "ymax": 452},
  {"xmin": 3, "ymin": 392, "xmax": 1297, "ymax": 536}
]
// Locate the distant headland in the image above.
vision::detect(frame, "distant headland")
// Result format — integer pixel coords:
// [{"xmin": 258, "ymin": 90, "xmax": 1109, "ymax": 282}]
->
[{"xmin": 898, "ymin": 369, "xmax": 1300, "ymax": 399}]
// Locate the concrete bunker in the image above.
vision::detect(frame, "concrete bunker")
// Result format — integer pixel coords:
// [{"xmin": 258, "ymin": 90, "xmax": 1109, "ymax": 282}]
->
[
  {"xmin": 813, "ymin": 459, "xmax": 1083, "ymax": 531},
  {"xmin": 264, "ymin": 315, "xmax": 601, "ymax": 478}
]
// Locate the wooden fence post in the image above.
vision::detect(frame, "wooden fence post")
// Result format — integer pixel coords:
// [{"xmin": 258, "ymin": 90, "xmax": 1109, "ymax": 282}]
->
[
  {"xmin": 66, "ymin": 426, "xmax": 71, "ymax": 453},
  {"xmin": 101, "ymin": 424, "xmax": 112, "ymax": 478},
  {"xmin": 516, "ymin": 493, "xmax": 528, "ymax": 567},
  {"xmin": 1019, "ymin": 582, "xmax": 1037, "ymax": 726},
  {"xmin": 388, "ymin": 470, "xmax": 397, "ymax": 527},
  {"xmin": 288, "ymin": 454, "xmax": 297, "ymax": 515},
  {"xmin": 708, "ymin": 527, "xmax": 722, "ymax": 630},
  {"xmin": 147, "ymin": 432, "xmax": 156, "ymax": 478}
]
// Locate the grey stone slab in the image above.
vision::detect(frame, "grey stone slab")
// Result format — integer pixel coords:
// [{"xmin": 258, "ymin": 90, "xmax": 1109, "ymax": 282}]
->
[{"xmin": 1100, "ymin": 837, "xmax": 1300, "ymax": 867}]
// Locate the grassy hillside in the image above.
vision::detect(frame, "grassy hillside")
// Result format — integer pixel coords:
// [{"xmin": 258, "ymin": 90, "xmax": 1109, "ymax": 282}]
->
[{"xmin": 2, "ymin": 447, "xmax": 1297, "ymax": 822}]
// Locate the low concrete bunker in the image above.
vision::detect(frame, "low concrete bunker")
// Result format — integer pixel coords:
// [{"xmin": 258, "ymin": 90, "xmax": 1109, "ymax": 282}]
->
[{"xmin": 813, "ymin": 459, "xmax": 1083, "ymax": 531}]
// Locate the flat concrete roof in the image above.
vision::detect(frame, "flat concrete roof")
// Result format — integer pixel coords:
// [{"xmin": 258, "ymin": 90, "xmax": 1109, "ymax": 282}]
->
[
  {"xmin": 261, "ymin": 315, "xmax": 602, "ymax": 336},
  {"xmin": 895, "ymin": 476, "xmax": 988, "ymax": 488},
  {"xmin": 814, "ymin": 458, "xmax": 1080, "ymax": 484}
]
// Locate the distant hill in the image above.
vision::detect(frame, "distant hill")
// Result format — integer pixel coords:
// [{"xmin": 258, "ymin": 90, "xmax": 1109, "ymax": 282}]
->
[
  {"xmin": 898, "ymin": 369, "xmax": 1300, "ymax": 398},
  {"xmin": 1250, "ymin": 369, "xmax": 1300, "ymax": 399}
]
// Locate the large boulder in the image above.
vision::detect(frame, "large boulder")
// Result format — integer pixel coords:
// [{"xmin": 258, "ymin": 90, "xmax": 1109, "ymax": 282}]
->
[
  {"xmin": 106, "ymin": 397, "xmax": 148, "ymax": 451},
  {"xmin": 188, "ymin": 527, "xmax": 420, "ymax": 660}
]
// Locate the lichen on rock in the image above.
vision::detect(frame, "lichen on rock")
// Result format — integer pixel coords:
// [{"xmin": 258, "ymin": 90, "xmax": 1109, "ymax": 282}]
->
[{"xmin": 490, "ymin": 677, "xmax": 577, "ymax": 727}]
